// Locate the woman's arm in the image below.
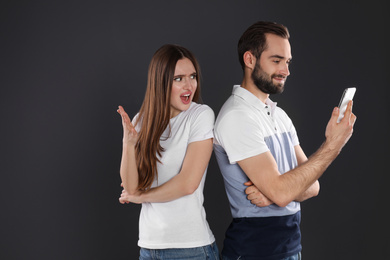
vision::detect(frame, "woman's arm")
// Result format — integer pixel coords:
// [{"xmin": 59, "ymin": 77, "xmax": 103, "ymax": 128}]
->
[
  {"xmin": 119, "ymin": 138, "xmax": 213, "ymax": 204},
  {"xmin": 117, "ymin": 106, "xmax": 139, "ymax": 195}
]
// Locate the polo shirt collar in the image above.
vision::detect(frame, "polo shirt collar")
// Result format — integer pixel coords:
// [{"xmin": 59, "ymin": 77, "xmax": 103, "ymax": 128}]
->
[{"xmin": 232, "ymin": 85, "xmax": 277, "ymax": 113}]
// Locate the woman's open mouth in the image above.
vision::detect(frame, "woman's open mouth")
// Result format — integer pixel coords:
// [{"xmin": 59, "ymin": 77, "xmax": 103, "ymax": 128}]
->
[{"xmin": 180, "ymin": 92, "xmax": 192, "ymax": 104}]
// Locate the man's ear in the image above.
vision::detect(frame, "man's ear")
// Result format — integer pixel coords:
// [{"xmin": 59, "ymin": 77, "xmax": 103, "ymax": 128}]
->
[{"xmin": 243, "ymin": 51, "xmax": 256, "ymax": 70}]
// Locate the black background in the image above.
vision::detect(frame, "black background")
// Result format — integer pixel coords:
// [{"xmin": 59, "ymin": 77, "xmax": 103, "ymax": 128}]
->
[{"xmin": 1, "ymin": 1, "xmax": 388, "ymax": 259}]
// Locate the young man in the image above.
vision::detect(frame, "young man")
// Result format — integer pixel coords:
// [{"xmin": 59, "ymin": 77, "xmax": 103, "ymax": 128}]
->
[{"xmin": 214, "ymin": 21, "xmax": 356, "ymax": 260}]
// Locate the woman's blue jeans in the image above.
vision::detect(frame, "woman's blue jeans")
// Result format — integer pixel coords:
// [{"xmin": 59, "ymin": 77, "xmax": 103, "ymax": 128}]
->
[{"xmin": 140, "ymin": 242, "xmax": 220, "ymax": 260}]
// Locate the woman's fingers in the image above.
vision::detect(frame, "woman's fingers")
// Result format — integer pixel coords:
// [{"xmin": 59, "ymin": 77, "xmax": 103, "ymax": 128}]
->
[{"xmin": 117, "ymin": 105, "xmax": 136, "ymax": 132}]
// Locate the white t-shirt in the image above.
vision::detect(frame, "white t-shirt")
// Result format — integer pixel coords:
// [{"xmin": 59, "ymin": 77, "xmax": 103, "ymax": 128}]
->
[{"xmin": 133, "ymin": 102, "xmax": 216, "ymax": 249}]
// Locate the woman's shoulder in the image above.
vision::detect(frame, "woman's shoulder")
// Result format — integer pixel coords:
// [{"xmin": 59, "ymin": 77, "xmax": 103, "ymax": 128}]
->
[
  {"xmin": 175, "ymin": 103, "xmax": 214, "ymax": 126},
  {"xmin": 188, "ymin": 102, "xmax": 214, "ymax": 115}
]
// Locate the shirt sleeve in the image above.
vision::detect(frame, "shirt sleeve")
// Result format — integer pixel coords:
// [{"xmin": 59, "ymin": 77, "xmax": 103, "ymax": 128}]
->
[
  {"xmin": 214, "ymin": 109, "xmax": 269, "ymax": 164},
  {"xmin": 132, "ymin": 113, "xmax": 141, "ymax": 132},
  {"xmin": 188, "ymin": 105, "xmax": 215, "ymax": 144},
  {"xmin": 290, "ymin": 124, "xmax": 300, "ymax": 146},
  {"xmin": 278, "ymin": 108, "xmax": 300, "ymax": 146}
]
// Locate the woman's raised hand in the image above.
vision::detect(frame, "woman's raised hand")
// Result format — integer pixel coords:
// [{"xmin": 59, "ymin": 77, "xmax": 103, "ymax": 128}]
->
[{"xmin": 117, "ymin": 105, "xmax": 138, "ymax": 146}]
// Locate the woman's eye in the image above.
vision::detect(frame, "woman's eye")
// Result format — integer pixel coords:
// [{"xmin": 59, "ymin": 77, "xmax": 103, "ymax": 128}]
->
[
  {"xmin": 190, "ymin": 74, "xmax": 197, "ymax": 79},
  {"xmin": 174, "ymin": 77, "xmax": 182, "ymax": 82}
]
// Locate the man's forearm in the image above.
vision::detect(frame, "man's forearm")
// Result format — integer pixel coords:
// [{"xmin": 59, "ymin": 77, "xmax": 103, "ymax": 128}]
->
[
  {"xmin": 275, "ymin": 141, "xmax": 340, "ymax": 206},
  {"xmin": 294, "ymin": 180, "xmax": 320, "ymax": 202}
]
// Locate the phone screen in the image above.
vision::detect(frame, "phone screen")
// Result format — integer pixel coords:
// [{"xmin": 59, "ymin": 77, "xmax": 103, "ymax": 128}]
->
[{"xmin": 337, "ymin": 87, "xmax": 356, "ymax": 123}]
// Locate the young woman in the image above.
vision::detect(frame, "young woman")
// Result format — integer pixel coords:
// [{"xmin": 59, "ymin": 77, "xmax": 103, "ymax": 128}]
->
[{"xmin": 117, "ymin": 44, "xmax": 219, "ymax": 260}]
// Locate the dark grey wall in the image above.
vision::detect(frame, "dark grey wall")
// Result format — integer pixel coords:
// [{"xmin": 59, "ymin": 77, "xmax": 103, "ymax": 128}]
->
[{"xmin": 1, "ymin": 1, "xmax": 388, "ymax": 259}]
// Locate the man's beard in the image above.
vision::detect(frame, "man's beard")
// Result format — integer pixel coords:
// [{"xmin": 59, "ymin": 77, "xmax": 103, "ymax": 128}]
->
[{"xmin": 251, "ymin": 62, "xmax": 285, "ymax": 95}]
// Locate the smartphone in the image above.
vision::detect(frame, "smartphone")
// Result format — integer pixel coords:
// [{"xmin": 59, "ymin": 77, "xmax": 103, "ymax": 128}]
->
[{"xmin": 337, "ymin": 87, "xmax": 356, "ymax": 123}]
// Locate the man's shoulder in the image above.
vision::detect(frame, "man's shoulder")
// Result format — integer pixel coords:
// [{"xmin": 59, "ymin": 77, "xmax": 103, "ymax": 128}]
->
[
  {"xmin": 217, "ymin": 95, "xmax": 254, "ymax": 118},
  {"xmin": 214, "ymin": 101, "xmax": 262, "ymax": 141},
  {"xmin": 215, "ymin": 101, "xmax": 254, "ymax": 130}
]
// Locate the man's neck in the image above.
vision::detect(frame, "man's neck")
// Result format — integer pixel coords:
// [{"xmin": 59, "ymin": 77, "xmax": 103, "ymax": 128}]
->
[{"xmin": 241, "ymin": 78, "xmax": 269, "ymax": 104}]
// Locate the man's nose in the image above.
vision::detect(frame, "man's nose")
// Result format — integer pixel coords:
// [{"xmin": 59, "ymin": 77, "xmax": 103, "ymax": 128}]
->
[{"xmin": 281, "ymin": 63, "xmax": 290, "ymax": 76}]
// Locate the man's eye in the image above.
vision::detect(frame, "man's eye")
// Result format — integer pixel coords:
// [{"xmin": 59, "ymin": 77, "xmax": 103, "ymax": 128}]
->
[{"xmin": 273, "ymin": 60, "xmax": 281, "ymax": 64}]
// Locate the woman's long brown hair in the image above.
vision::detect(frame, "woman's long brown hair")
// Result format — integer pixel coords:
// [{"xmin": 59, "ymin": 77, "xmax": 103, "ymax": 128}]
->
[{"xmin": 134, "ymin": 44, "xmax": 201, "ymax": 191}]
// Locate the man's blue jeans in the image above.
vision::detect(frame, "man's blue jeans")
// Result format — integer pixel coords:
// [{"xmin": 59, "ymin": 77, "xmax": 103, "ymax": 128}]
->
[
  {"xmin": 139, "ymin": 242, "xmax": 220, "ymax": 260},
  {"xmin": 282, "ymin": 252, "xmax": 301, "ymax": 260},
  {"xmin": 222, "ymin": 252, "xmax": 301, "ymax": 260}
]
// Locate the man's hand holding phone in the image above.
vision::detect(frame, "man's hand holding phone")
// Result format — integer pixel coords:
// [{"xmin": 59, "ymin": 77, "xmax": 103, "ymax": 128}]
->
[
  {"xmin": 337, "ymin": 87, "xmax": 356, "ymax": 123},
  {"xmin": 325, "ymin": 91, "xmax": 357, "ymax": 153}
]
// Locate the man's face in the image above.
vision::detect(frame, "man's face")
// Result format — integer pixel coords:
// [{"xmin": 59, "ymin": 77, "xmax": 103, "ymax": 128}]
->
[{"xmin": 252, "ymin": 33, "xmax": 292, "ymax": 95}]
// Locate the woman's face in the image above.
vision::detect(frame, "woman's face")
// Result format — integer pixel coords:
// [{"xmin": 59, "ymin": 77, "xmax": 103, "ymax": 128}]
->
[{"xmin": 170, "ymin": 58, "xmax": 198, "ymax": 118}]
